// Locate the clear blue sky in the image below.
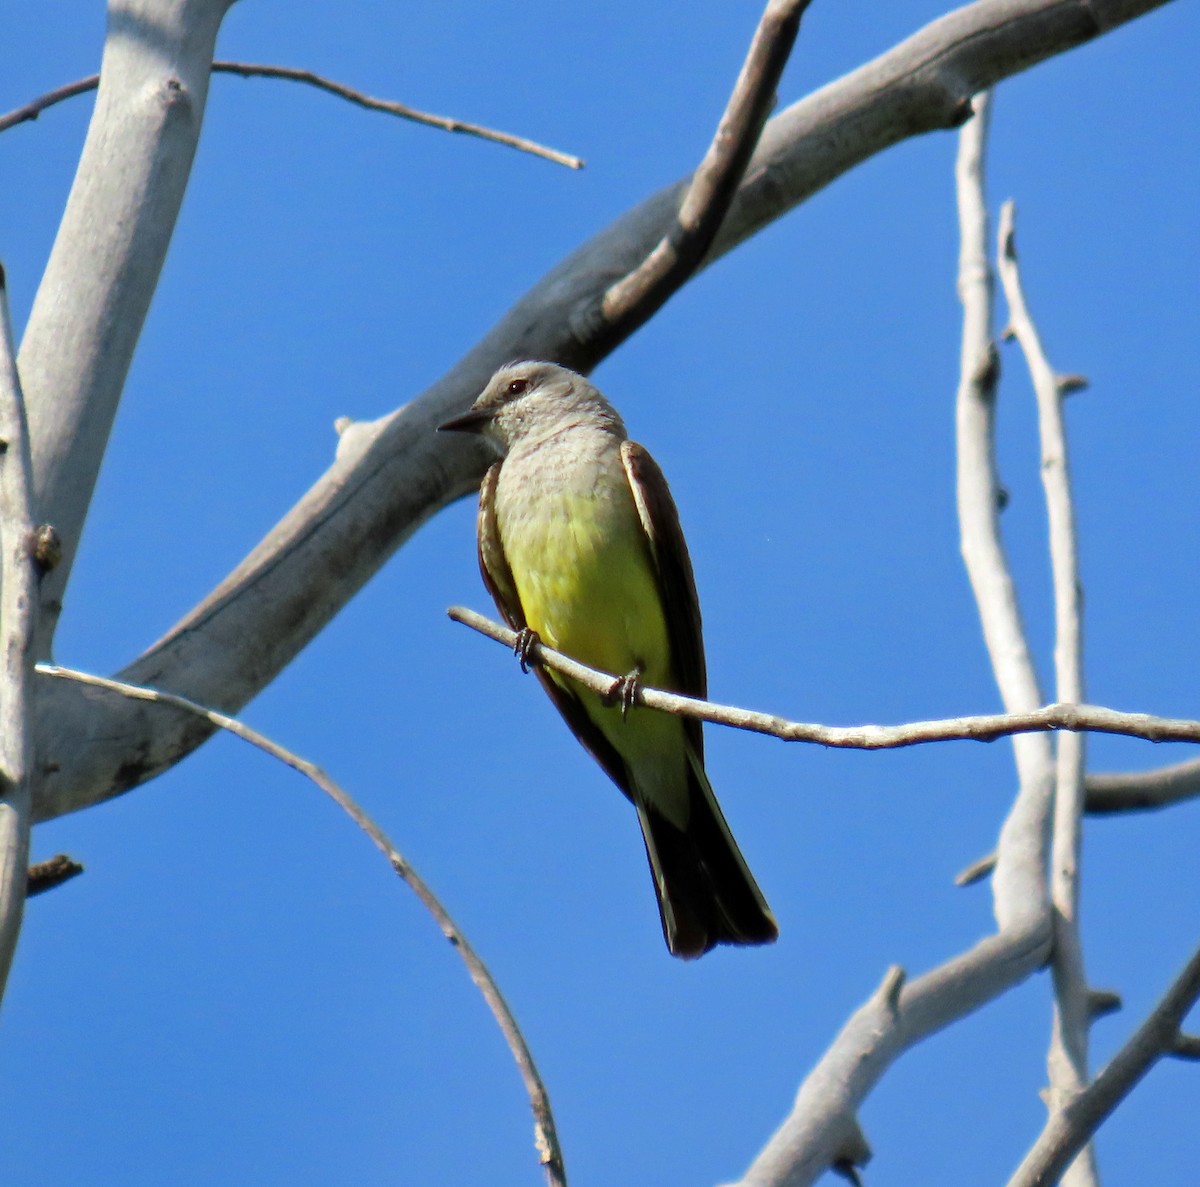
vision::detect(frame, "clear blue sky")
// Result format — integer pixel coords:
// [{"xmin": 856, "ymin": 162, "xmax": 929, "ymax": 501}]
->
[{"xmin": 1, "ymin": 2, "xmax": 1197, "ymax": 1184}]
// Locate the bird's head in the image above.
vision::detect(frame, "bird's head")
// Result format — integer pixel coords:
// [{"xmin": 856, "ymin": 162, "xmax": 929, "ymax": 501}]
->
[{"xmin": 438, "ymin": 361, "xmax": 624, "ymax": 451}]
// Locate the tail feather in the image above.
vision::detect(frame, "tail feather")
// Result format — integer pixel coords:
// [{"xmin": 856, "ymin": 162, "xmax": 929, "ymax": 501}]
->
[{"xmin": 636, "ymin": 764, "xmax": 777, "ymax": 959}]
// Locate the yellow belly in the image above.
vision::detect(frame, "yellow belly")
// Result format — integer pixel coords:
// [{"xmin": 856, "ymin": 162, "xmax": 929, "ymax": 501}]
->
[
  {"xmin": 503, "ymin": 484, "xmax": 672, "ymax": 687},
  {"xmin": 500, "ymin": 474, "xmax": 690, "ymax": 818}
]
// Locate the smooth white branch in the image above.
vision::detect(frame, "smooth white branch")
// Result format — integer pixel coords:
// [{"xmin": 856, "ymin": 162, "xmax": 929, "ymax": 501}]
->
[
  {"xmin": 0, "ymin": 266, "xmax": 43, "ymax": 1001},
  {"xmin": 18, "ymin": 0, "xmax": 236, "ymax": 658},
  {"xmin": 998, "ymin": 199, "xmax": 1097, "ymax": 1184}
]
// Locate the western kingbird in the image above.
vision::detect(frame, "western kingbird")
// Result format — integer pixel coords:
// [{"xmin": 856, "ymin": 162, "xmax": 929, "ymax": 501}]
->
[{"xmin": 440, "ymin": 361, "xmax": 777, "ymax": 958}]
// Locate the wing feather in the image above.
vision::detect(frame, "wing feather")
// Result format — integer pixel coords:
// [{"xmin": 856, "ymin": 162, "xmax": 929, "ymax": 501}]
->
[{"xmin": 621, "ymin": 440, "xmax": 707, "ymax": 756}]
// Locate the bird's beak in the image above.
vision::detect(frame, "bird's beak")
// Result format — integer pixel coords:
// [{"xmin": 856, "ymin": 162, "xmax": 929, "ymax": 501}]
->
[{"xmin": 437, "ymin": 405, "xmax": 492, "ymax": 434}]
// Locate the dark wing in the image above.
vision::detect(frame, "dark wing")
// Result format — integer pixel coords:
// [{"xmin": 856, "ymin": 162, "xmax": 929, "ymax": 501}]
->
[
  {"xmin": 477, "ymin": 462, "xmax": 525, "ymax": 630},
  {"xmin": 621, "ymin": 441, "xmax": 707, "ymax": 754},
  {"xmin": 477, "ymin": 458, "xmax": 638, "ymax": 802}
]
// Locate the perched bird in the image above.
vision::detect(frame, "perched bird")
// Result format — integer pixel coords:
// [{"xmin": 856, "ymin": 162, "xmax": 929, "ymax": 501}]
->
[{"xmin": 440, "ymin": 361, "xmax": 777, "ymax": 959}]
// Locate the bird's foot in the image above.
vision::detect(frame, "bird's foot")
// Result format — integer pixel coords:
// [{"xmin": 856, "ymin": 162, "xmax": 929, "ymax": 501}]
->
[
  {"xmin": 513, "ymin": 627, "xmax": 540, "ymax": 673},
  {"xmin": 606, "ymin": 666, "xmax": 643, "ymax": 719}
]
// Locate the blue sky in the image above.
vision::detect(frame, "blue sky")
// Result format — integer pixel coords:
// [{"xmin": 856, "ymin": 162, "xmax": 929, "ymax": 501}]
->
[{"xmin": 1, "ymin": 2, "xmax": 1197, "ymax": 1184}]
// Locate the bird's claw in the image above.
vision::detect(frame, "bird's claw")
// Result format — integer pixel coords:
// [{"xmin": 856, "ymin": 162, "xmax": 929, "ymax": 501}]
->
[
  {"xmin": 513, "ymin": 627, "xmax": 540, "ymax": 673},
  {"xmin": 607, "ymin": 667, "xmax": 643, "ymax": 719}
]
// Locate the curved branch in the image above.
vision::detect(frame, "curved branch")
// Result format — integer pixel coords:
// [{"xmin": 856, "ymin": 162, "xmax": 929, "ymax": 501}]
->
[
  {"xmin": 32, "ymin": 0, "xmax": 1172, "ymax": 823},
  {"xmin": 0, "ymin": 63, "xmax": 585, "ymax": 169},
  {"xmin": 36, "ymin": 663, "xmax": 566, "ymax": 1187}
]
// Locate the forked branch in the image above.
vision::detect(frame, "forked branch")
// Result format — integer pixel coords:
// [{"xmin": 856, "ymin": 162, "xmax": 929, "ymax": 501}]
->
[{"xmin": 1008, "ymin": 943, "xmax": 1200, "ymax": 1187}]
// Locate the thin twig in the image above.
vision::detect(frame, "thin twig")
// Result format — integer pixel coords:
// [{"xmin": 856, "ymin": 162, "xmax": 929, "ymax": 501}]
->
[
  {"xmin": 26, "ymin": 853, "xmax": 84, "ymax": 898},
  {"xmin": 0, "ymin": 63, "xmax": 584, "ymax": 170},
  {"xmin": 954, "ymin": 851, "xmax": 997, "ymax": 887},
  {"xmin": 0, "ymin": 264, "xmax": 40, "ymax": 1001},
  {"xmin": 449, "ymin": 605, "xmax": 1200, "ymax": 750},
  {"xmin": 596, "ymin": 0, "xmax": 811, "ymax": 343},
  {"xmin": 34, "ymin": 663, "xmax": 567, "ymax": 1187},
  {"xmin": 1085, "ymin": 757, "xmax": 1200, "ymax": 814},
  {"xmin": 998, "ymin": 198, "xmax": 1097, "ymax": 1185},
  {"xmin": 1008, "ymin": 943, "xmax": 1200, "ymax": 1187}
]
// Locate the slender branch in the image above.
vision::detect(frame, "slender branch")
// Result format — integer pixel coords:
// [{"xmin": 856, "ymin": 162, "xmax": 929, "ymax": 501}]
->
[
  {"xmin": 0, "ymin": 62, "xmax": 584, "ymax": 169},
  {"xmin": 1008, "ymin": 943, "xmax": 1200, "ymax": 1187},
  {"xmin": 0, "ymin": 265, "xmax": 42, "ymax": 1001},
  {"xmin": 26, "ymin": 853, "xmax": 84, "ymax": 898},
  {"xmin": 998, "ymin": 198, "xmax": 1097, "ymax": 1184},
  {"xmin": 34, "ymin": 663, "xmax": 566, "ymax": 1187},
  {"xmin": 1085, "ymin": 757, "xmax": 1200, "ymax": 814},
  {"xmin": 0, "ymin": 77, "xmax": 99, "ymax": 132},
  {"xmin": 29, "ymin": 0, "xmax": 1173, "ymax": 825},
  {"xmin": 598, "ymin": 0, "xmax": 810, "ymax": 342},
  {"xmin": 449, "ymin": 607, "xmax": 1200, "ymax": 749},
  {"xmin": 954, "ymin": 92, "xmax": 1057, "ymax": 935},
  {"xmin": 726, "ymin": 97, "xmax": 1062, "ymax": 1185}
]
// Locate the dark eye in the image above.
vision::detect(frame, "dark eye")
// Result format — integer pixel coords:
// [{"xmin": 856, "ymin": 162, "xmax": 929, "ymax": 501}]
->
[{"xmin": 505, "ymin": 378, "xmax": 530, "ymax": 397}]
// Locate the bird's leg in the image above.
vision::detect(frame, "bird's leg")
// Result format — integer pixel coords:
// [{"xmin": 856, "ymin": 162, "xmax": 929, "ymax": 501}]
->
[
  {"xmin": 513, "ymin": 627, "xmax": 541, "ymax": 673},
  {"xmin": 605, "ymin": 665, "xmax": 644, "ymax": 720}
]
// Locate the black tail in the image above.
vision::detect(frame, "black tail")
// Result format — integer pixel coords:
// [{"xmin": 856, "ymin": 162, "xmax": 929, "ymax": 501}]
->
[{"xmin": 636, "ymin": 764, "xmax": 777, "ymax": 959}]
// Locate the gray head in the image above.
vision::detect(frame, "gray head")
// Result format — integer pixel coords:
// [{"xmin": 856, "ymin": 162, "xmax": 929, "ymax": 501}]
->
[{"xmin": 438, "ymin": 361, "xmax": 626, "ymax": 452}]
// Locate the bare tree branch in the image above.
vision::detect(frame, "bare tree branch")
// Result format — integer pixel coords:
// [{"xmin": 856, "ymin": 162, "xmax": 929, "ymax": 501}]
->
[
  {"xmin": 0, "ymin": 63, "xmax": 585, "ymax": 169},
  {"xmin": 0, "ymin": 265, "xmax": 43, "ymax": 1000},
  {"xmin": 598, "ymin": 0, "xmax": 810, "ymax": 343},
  {"xmin": 998, "ymin": 198, "xmax": 1098, "ymax": 1185},
  {"xmin": 1171, "ymin": 1034, "xmax": 1200, "ymax": 1061},
  {"xmin": 1085, "ymin": 757, "xmax": 1200, "ymax": 814},
  {"xmin": 35, "ymin": 662, "xmax": 566, "ymax": 1187},
  {"xmin": 18, "ymin": 0, "xmax": 236, "ymax": 660},
  {"xmin": 1008, "ymin": 943, "xmax": 1200, "ymax": 1187},
  {"xmin": 724, "ymin": 97, "xmax": 1060, "ymax": 1185},
  {"xmin": 955, "ymin": 850, "xmax": 997, "ymax": 887},
  {"xmin": 726, "ymin": 924, "xmax": 1053, "ymax": 1187},
  {"xmin": 29, "ymin": 0, "xmax": 1173, "ymax": 824},
  {"xmin": 0, "ymin": 77, "xmax": 99, "ymax": 133},
  {"xmin": 953, "ymin": 93, "xmax": 1058, "ymax": 934},
  {"xmin": 448, "ymin": 605, "xmax": 1200, "ymax": 750},
  {"xmin": 26, "ymin": 853, "xmax": 84, "ymax": 898}
]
